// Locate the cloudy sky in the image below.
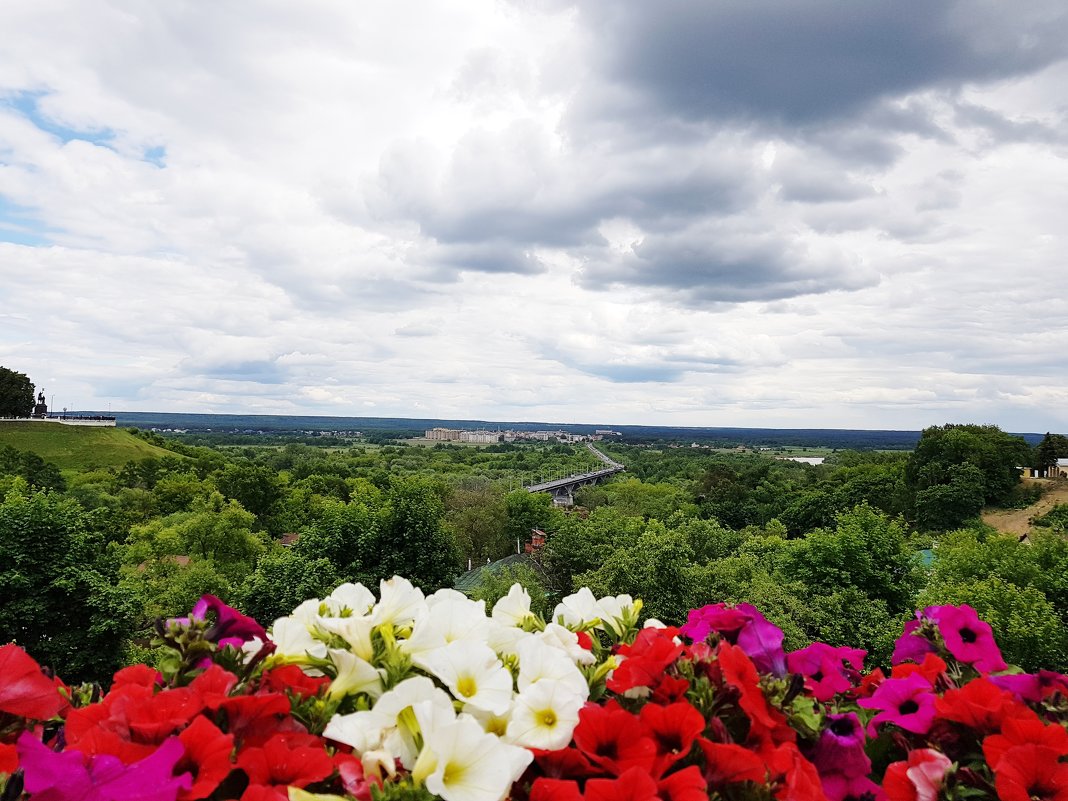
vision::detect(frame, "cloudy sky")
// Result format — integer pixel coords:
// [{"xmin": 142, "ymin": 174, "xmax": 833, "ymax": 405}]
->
[{"xmin": 2, "ymin": 1, "xmax": 1067, "ymax": 431}]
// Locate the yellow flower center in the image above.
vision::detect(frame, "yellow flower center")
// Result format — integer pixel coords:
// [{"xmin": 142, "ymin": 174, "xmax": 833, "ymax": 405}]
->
[
  {"xmin": 539, "ymin": 709, "xmax": 558, "ymax": 728},
  {"xmin": 456, "ymin": 675, "xmax": 477, "ymax": 698}
]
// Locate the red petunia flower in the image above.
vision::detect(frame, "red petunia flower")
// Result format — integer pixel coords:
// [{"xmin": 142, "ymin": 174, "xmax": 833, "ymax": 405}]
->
[
  {"xmin": 176, "ymin": 714, "xmax": 235, "ymax": 801},
  {"xmin": 0, "ymin": 741, "xmax": 17, "ymax": 775},
  {"xmin": 717, "ymin": 642, "xmax": 793, "ymax": 744},
  {"xmin": 218, "ymin": 693, "xmax": 305, "ymax": 748},
  {"xmin": 890, "ymin": 654, "xmax": 947, "ymax": 685},
  {"xmin": 658, "ymin": 765, "xmax": 708, "ymax": 801},
  {"xmin": 258, "ymin": 665, "xmax": 330, "ymax": 700},
  {"xmin": 0, "ymin": 643, "xmax": 66, "ymax": 720},
  {"xmin": 585, "ymin": 766, "xmax": 660, "ymax": 801},
  {"xmin": 764, "ymin": 742, "xmax": 828, "ymax": 801},
  {"xmin": 189, "ymin": 665, "xmax": 239, "ymax": 710},
  {"xmin": 529, "ymin": 778, "xmax": 585, "ymax": 801},
  {"xmin": 991, "ymin": 745, "xmax": 1068, "ymax": 801},
  {"xmin": 883, "ymin": 749, "xmax": 952, "ymax": 801},
  {"xmin": 640, "ymin": 701, "xmax": 705, "ymax": 778},
  {"xmin": 934, "ymin": 677, "xmax": 1018, "ymax": 734},
  {"xmin": 608, "ymin": 627, "xmax": 685, "ymax": 695},
  {"xmin": 697, "ymin": 740, "xmax": 767, "ymax": 787},
  {"xmin": 984, "ymin": 715, "xmax": 1068, "ymax": 770},
  {"xmin": 573, "ymin": 700, "xmax": 657, "ymax": 776},
  {"xmin": 235, "ymin": 731, "xmax": 334, "ymax": 788},
  {"xmin": 111, "ymin": 664, "xmax": 164, "ymax": 691},
  {"xmin": 533, "ymin": 746, "xmax": 596, "ymax": 780}
]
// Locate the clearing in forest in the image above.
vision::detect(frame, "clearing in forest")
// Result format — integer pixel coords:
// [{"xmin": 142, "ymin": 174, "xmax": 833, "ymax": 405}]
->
[{"xmin": 981, "ymin": 479, "xmax": 1068, "ymax": 536}]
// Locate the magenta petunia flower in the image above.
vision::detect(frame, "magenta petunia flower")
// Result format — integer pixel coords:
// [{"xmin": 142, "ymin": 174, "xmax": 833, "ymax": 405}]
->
[
  {"xmin": 788, "ymin": 643, "xmax": 866, "ymax": 701},
  {"xmin": 858, "ymin": 674, "xmax": 937, "ymax": 737},
  {"xmin": 810, "ymin": 713, "xmax": 870, "ymax": 780},
  {"xmin": 821, "ymin": 772, "xmax": 888, "ymax": 801},
  {"xmin": 989, "ymin": 670, "xmax": 1068, "ymax": 703},
  {"xmin": 17, "ymin": 732, "xmax": 191, "ymax": 801},
  {"xmin": 681, "ymin": 602, "xmax": 786, "ymax": 676},
  {"xmin": 891, "ymin": 617, "xmax": 936, "ymax": 666},
  {"xmin": 679, "ymin": 603, "xmax": 748, "ymax": 642},
  {"xmin": 929, "ymin": 605, "xmax": 1007, "ymax": 674},
  {"xmin": 188, "ymin": 594, "xmax": 267, "ymax": 649}
]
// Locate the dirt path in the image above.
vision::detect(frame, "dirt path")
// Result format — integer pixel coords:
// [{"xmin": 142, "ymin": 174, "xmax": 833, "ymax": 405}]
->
[{"xmin": 981, "ymin": 480, "xmax": 1068, "ymax": 536}]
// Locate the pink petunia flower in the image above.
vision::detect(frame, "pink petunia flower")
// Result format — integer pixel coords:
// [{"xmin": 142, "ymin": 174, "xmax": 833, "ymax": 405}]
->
[{"xmin": 858, "ymin": 674, "xmax": 937, "ymax": 737}]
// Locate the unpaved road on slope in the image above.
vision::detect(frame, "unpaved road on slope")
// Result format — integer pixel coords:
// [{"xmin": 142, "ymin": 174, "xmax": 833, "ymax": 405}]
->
[{"xmin": 981, "ymin": 480, "xmax": 1068, "ymax": 535}]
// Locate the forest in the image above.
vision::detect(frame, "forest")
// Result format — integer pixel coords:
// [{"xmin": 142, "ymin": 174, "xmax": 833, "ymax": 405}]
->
[{"xmin": 2, "ymin": 420, "xmax": 1068, "ymax": 686}]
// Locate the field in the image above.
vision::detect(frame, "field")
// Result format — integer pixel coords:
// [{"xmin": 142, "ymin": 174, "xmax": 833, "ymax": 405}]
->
[{"xmin": 0, "ymin": 422, "xmax": 176, "ymax": 471}]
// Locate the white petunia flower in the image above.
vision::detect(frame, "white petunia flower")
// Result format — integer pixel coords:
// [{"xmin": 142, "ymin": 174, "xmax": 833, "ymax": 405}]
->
[
  {"xmin": 327, "ymin": 648, "xmax": 383, "ymax": 700},
  {"xmin": 270, "ymin": 616, "xmax": 328, "ymax": 661},
  {"xmin": 486, "ymin": 620, "xmax": 534, "ymax": 659},
  {"xmin": 371, "ymin": 576, "xmax": 426, "ymax": 628},
  {"xmin": 413, "ymin": 708, "xmax": 533, "ymax": 801},
  {"xmin": 426, "ymin": 587, "xmax": 472, "ymax": 607},
  {"xmin": 552, "ymin": 587, "xmax": 600, "ymax": 628},
  {"xmin": 506, "ymin": 679, "xmax": 585, "ymax": 750},
  {"xmin": 324, "ymin": 676, "xmax": 453, "ymax": 768},
  {"xmin": 538, "ymin": 623, "xmax": 596, "ymax": 666},
  {"xmin": 401, "ymin": 597, "xmax": 491, "ymax": 658},
  {"xmin": 317, "ymin": 613, "xmax": 375, "ymax": 661},
  {"xmin": 463, "ymin": 702, "xmax": 512, "ymax": 738},
  {"xmin": 414, "ymin": 642, "xmax": 514, "ymax": 715},
  {"xmin": 516, "ymin": 638, "xmax": 589, "ymax": 699},
  {"xmin": 596, "ymin": 593, "xmax": 641, "ymax": 638},
  {"xmin": 327, "ymin": 582, "xmax": 376, "ymax": 616},
  {"xmin": 492, "ymin": 584, "xmax": 535, "ymax": 627}
]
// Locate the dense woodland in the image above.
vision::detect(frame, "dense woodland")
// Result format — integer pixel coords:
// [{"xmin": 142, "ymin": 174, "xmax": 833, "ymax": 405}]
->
[{"xmin": 2, "ymin": 420, "xmax": 1068, "ymax": 685}]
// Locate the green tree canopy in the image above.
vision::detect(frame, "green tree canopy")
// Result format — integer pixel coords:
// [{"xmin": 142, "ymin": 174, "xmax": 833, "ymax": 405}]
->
[
  {"xmin": 0, "ymin": 366, "xmax": 34, "ymax": 417},
  {"xmin": 906, "ymin": 424, "xmax": 1030, "ymax": 504}
]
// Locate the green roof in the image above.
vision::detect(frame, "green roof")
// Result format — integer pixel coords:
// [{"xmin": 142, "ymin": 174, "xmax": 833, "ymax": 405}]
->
[{"xmin": 454, "ymin": 553, "xmax": 539, "ymax": 592}]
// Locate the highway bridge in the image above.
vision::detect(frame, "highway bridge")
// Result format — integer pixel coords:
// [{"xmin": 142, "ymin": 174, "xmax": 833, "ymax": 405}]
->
[{"xmin": 526, "ymin": 443, "xmax": 624, "ymax": 505}]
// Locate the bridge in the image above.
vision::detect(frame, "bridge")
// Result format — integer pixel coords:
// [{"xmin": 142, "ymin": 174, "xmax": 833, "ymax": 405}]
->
[{"xmin": 526, "ymin": 443, "xmax": 625, "ymax": 506}]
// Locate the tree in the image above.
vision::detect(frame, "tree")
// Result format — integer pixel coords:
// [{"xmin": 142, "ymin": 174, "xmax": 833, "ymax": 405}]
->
[
  {"xmin": 0, "ymin": 483, "xmax": 133, "ymax": 681},
  {"xmin": 0, "ymin": 366, "xmax": 34, "ymax": 417},
  {"xmin": 905, "ymin": 424, "xmax": 1031, "ymax": 508},
  {"xmin": 1033, "ymin": 433, "xmax": 1068, "ymax": 475}
]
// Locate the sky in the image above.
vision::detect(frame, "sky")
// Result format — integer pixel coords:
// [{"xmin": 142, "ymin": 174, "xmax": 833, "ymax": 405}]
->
[{"xmin": 1, "ymin": 1, "xmax": 1067, "ymax": 432}]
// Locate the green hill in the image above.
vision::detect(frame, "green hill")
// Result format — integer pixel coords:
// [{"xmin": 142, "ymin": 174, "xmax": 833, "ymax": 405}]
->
[{"xmin": 0, "ymin": 422, "xmax": 177, "ymax": 471}]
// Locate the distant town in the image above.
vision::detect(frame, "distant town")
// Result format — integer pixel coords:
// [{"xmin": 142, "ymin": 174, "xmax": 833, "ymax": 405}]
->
[{"xmin": 423, "ymin": 427, "xmax": 621, "ymax": 444}]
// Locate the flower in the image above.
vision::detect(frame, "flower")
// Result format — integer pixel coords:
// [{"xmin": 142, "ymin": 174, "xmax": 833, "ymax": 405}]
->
[
  {"xmin": 414, "ymin": 642, "xmax": 513, "ymax": 714},
  {"xmin": 572, "ymin": 700, "xmax": 657, "ymax": 776},
  {"xmin": 235, "ymin": 731, "xmax": 334, "ymax": 791},
  {"xmin": 492, "ymin": 583, "xmax": 535, "ymax": 626},
  {"xmin": 507, "ymin": 679, "xmax": 585, "ymax": 750},
  {"xmin": 412, "ymin": 704, "xmax": 533, "ymax": 801},
  {"xmin": 327, "ymin": 649, "xmax": 383, "ymax": 701},
  {"xmin": 809, "ymin": 713, "xmax": 870, "ymax": 781},
  {"xmin": 639, "ymin": 700, "xmax": 705, "ymax": 777},
  {"xmin": 882, "ymin": 749, "xmax": 953, "ymax": 801},
  {"xmin": 891, "ymin": 618, "xmax": 936, "ymax": 666},
  {"xmin": 17, "ymin": 731, "xmax": 191, "ymax": 801},
  {"xmin": 858, "ymin": 674, "xmax": 937, "ymax": 736},
  {"xmin": 0, "ymin": 643, "xmax": 66, "ymax": 720},
  {"xmin": 185, "ymin": 595, "xmax": 267, "ymax": 649},
  {"xmin": 787, "ymin": 643, "xmax": 865, "ymax": 702},
  {"xmin": 930, "ymin": 604, "xmax": 1007, "ymax": 673},
  {"xmin": 934, "ymin": 677, "xmax": 1016, "ymax": 733},
  {"xmin": 681, "ymin": 603, "xmax": 786, "ymax": 676}
]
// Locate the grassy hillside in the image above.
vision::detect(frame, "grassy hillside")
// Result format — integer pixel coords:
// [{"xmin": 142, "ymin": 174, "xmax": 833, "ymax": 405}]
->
[{"xmin": 0, "ymin": 422, "xmax": 177, "ymax": 471}]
